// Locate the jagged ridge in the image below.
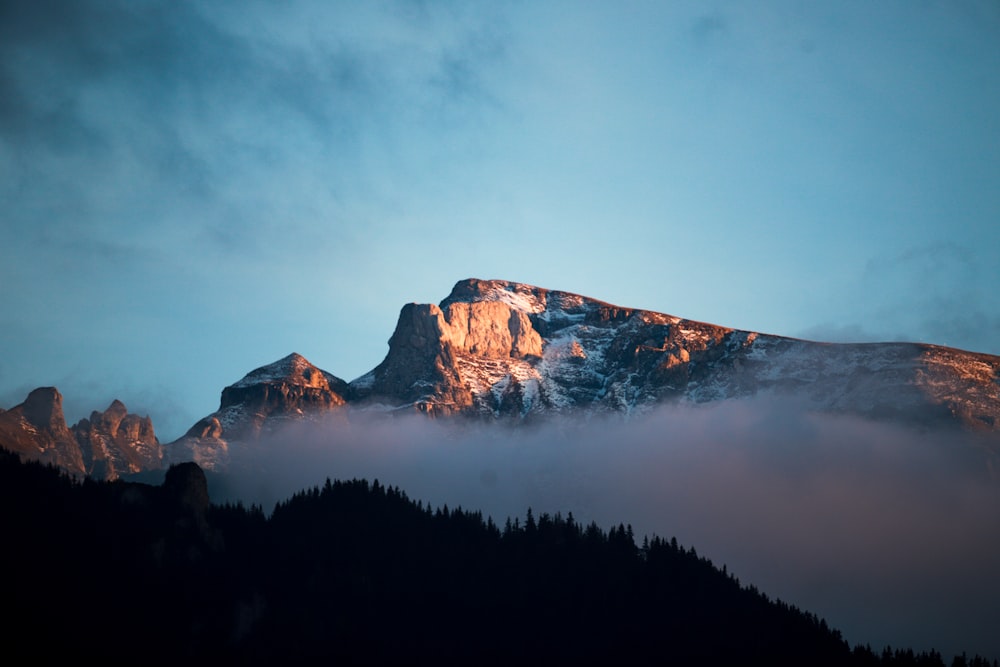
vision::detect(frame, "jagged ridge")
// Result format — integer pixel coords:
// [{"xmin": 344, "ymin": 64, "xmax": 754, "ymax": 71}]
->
[{"xmin": 0, "ymin": 388, "xmax": 160, "ymax": 479}]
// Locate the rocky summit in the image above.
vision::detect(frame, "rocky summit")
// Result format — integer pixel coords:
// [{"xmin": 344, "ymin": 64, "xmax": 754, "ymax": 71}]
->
[
  {"xmin": 350, "ymin": 279, "xmax": 1000, "ymax": 430},
  {"xmin": 73, "ymin": 399, "xmax": 161, "ymax": 479},
  {"xmin": 0, "ymin": 388, "xmax": 159, "ymax": 479},
  {"xmin": 4, "ymin": 278, "xmax": 1000, "ymax": 475},
  {"xmin": 166, "ymin": 353, "xmax": 350, "ymax": 470}
]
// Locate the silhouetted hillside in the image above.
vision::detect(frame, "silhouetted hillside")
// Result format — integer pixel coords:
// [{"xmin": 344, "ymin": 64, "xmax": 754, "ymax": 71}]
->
[{"xmin": 1, "ymin": 447, "xmax": 994, "ymax": 666}]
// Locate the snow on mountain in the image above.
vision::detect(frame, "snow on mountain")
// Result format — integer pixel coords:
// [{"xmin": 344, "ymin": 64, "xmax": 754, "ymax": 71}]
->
[
  {"xmin": 6, "ymin": 279, "xmax": 998, "ymax": 476},
  {"xmin": 350, "ymin": 278, "xmax": 1000, "ymax": 434}
]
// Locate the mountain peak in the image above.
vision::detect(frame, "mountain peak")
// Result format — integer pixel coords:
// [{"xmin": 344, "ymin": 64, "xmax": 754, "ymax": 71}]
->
[
  {"xmin": 0, "ymin": 386, "xmax": 85, "ymax": 475},
  {"xmin": 230, "ymin": 352, "xmax": 329, "ymax": 389},
  {"xmin": 105, "ymin": 399, "xmax": 128, "ymax": 418},
  {"xmin": 166, "ymin": 353, "xmax": 351, "ymax": 467},
  {"xmin": 22, "ymin": 386, "xmax": 67, "ymax": 430}
]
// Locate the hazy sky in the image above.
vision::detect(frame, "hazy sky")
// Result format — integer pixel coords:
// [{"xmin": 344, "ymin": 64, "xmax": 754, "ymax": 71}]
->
[{"xmin": 3, "ymin": 0, "xmax": 1000, "ymax": 438}]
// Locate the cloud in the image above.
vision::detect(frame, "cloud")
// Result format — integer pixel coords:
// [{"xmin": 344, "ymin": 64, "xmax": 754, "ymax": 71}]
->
[
  {"xmin": 794, "ymin": 322, "xmax": 885, "ymax": 344},
  {"xmin": 805, "ymin": 243, "xmax": 1000, "ymax": 355},
  {"xmin": 0, "ymin": 0, "xmax": 511, "ymax": 247},
  {"xmin": 0, "ymin": 0, "xmax": 517, "ymax": 430},
  {"xmin": 204, "ymin": 399, "xmax": 1000, "ymax": 661},
  {"xmin": 869, "ymin": 244, "xmax": 1000, "ymax": 354}
]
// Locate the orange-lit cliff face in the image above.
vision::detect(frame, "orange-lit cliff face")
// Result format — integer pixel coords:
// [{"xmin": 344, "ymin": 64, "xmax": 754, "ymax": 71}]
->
[
  {"xmin": 166, "ymin": 352, "xmax": 350, "ymax": 471},
  {"xmin": 73, "ymin": 399, "xmax": 161, "ymax": 478},
  {"xmin": 350, "ymin": 279, "xmax": 1000, "ymax": 430},
  {"xmin": 5, "ymin": 279, "xmax": 1000, "ymax": 476},
  {"xmin": 0, "ymin": 387, "xmax": 85, "ymax": 475},
  {"xmin": 0, "ymin": 388, "xmax": 159, "ymax": 479}
]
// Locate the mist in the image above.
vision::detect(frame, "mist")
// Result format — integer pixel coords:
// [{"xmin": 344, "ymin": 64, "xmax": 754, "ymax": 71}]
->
[{"xmin": 211, "ymin": 399, "xmax": 1000, "ymax": 661}]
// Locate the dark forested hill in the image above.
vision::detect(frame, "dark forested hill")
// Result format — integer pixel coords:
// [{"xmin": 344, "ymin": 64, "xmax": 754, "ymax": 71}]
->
[{"xmin": 0, "ymin": 447, "xmax": 993, "ymax": 666}]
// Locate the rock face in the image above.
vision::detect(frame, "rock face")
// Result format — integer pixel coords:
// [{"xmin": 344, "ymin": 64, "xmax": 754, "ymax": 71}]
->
[
  {"xmin": 166, "ymin": 353, "xmax": 349, "ymax": 470},
  {"xmin": 350, "ymin": 279, "xmax": 1000, "ymax": 433},
  {"xmin": 0, "ymin": 387, "xmax": 86, "ymax": 475},
  {"xmin": 72, "ymin": 400, "xmax": 162, "ymax": 479},
  {"xmin": 0, "ymin": 389, "xmax": 161, "ymax": 480}
]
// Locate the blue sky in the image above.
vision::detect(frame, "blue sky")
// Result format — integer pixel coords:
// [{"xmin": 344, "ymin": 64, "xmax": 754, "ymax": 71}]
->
[{"xmin": 2, "ymin": 0, "xmax": 999, "ymax": 439}]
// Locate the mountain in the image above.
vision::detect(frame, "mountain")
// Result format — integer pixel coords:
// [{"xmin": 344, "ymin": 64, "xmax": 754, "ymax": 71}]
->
[
  {"xmin": 73, "ymin": 399, "xmax": 162, "ymax": 479},
  {"xmin": 0, "ymin": 387, "xmax": 85, "ymax": 474},
  {"xmin": 166, "ymin": 352, "xmax": 350, "ymax": 470},
  {"xmin": 350, "ymin": 279, "xmax": 1000, "ymax": 431},
  {"xmin": 4, "ymin": 278, "xmax": 1000, "ymax": 475},
  {"xmin": 0, "ymin": 387, "xmax": 159, "ymax": 480}
]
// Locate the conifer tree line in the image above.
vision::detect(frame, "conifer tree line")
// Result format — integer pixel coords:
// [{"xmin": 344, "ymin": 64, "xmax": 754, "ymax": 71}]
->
[{"xmin": 1, "ymin": 447, "xmax": 996, "ymax": 666}]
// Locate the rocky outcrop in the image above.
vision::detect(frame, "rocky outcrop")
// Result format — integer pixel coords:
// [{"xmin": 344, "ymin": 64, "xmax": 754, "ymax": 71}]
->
[
  {"xmin": 352, "ymin": 281, "xmax": 548, "ymax": 415},
  {"xmin": 0, "ymin": 389, "xmax": 161, "ymax": 480},
  {"xmin": 72, "ymin": 399, "xmax": 161, "ymax": 480},
  {"xmin": 218, "ymin": 353, "xmax": 348, "ymax": 438},
  {"xmin": 166, "ymin": 353, "xmax": 349, "ymax": 470},
  {"xmin": 0, "ymin": 387, "xmax": 86, "ymax": 475}
]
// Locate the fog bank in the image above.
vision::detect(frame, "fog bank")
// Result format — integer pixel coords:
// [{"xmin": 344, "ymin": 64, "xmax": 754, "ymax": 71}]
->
[{"xmin": 214, "ymin": 399, "xmax": 1000, "ymax": 661}]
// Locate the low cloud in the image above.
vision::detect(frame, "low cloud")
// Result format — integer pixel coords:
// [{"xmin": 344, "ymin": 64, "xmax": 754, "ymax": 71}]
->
[
  {"xmin": 857, "ymin": 244, "xmax": 1000, "ymax": 355},
  {"xmin": 795, "ymin": 322, "xmax": 886, "ymax": 344},
  {"xmin": 210, "ymin": 399, "xmax": 1000, "ymax": 661}
]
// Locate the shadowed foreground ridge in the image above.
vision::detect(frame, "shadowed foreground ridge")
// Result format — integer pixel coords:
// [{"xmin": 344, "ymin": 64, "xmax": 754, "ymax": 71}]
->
[{"xmin": 1, "ymin": 447, "xmax": 994, "ymax": 666}]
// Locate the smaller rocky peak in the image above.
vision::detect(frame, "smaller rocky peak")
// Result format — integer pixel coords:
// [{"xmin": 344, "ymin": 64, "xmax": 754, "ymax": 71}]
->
[
  {"xmin": 85, "ymin": 399, "xmax": 129, "ymax": 432},
  {"xmin": 205, "ymin": 353, "xmax": 349, "ymax": 442},
  {"xmin": 231, "ymin": 353, "xmax": 319, "ymax": 388},
  {"xmin": 228, "ymin": 352, "xmax": 347, "ymax": 394},
  {"xmin": 106, "ymin": 399, "xmax": 128, "ymax": 418},
  {"xmin": 22, "ymin": 387, "xmax": 67, "ymax": 431},
  {"xmin": 0, "ymin": 387, "xmax": 84, "ymax": 475}
]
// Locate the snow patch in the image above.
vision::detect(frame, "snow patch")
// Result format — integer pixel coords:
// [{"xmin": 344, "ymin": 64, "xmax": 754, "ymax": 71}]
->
[
  {"xmin": 231, "ymin": 354, "xmax": 312, "ymax": 388},
  {"xmin": 350, "ymin": 371, "xmax": 376, "ymax": 390},
  {"xmin": 474, "ymin": 285, "xmax": 546, "ymax": 314}
]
